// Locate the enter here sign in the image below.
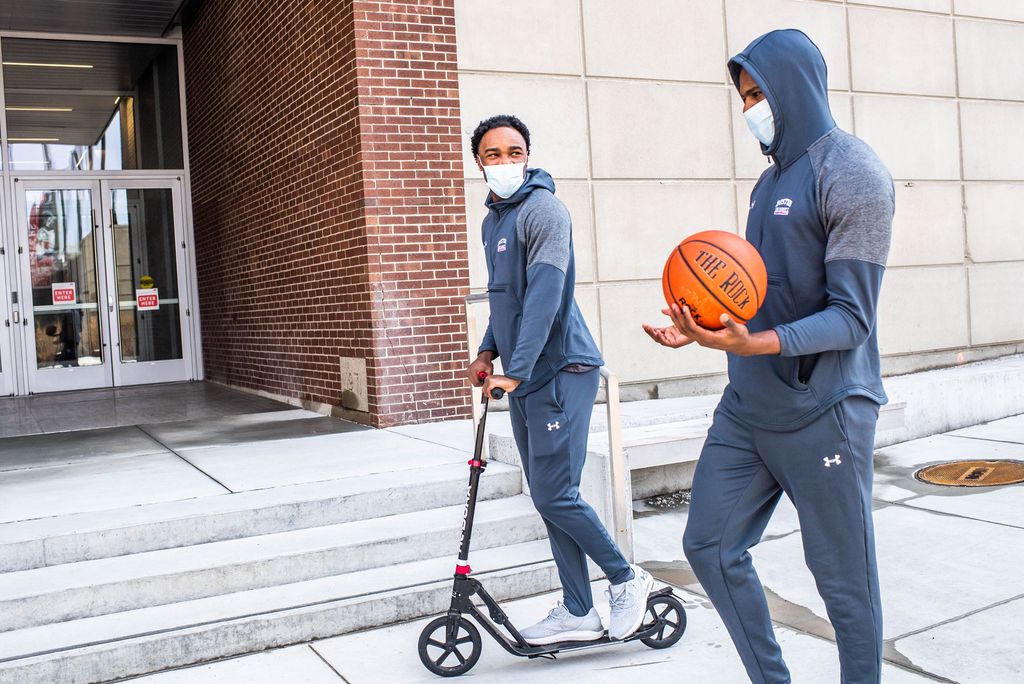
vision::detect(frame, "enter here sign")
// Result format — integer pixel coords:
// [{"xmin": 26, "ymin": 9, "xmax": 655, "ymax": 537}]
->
[{"xmin": 135, "ymin": 288, "xmax": 159, "ymax": 311}]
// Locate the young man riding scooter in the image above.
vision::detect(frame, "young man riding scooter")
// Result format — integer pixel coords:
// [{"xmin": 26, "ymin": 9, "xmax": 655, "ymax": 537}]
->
[{"xmin": 467, "ymin": 114, "xmax": 652, "ymax": 644}]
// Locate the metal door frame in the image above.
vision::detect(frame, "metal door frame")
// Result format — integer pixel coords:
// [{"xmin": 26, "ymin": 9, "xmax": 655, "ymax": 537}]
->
[
  {"xmin": 12, "ymin": 177, "xmax": 113, "ymax": 392},
  {"xmin": 0, "ymin": 29, "xmax": 203, "ymax": 395},
  {"xmin": 98, "ymin": 177, "xmax": 194, "ymax": 386}
]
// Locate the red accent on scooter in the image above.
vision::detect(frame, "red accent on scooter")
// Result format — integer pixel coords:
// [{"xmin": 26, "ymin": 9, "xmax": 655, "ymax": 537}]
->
[
  {"xmin": 455, "ymin": 564, "xmax": 472, "ymax": 575},
  {"xmin": 468, "ymin": 459, "xmax": 483, "ymax": 467}
]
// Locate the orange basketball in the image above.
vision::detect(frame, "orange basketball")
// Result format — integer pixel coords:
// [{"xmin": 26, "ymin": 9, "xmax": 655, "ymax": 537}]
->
[{"xmin": 662, "ymin": 230, "xmax": 767, "ymax": 330}]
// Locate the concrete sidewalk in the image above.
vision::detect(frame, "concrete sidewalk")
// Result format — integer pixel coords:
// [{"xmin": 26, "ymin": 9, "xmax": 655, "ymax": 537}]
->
[{"xmin": 127, "ymin": 413, "xmax": 1024, "ymax": 684}]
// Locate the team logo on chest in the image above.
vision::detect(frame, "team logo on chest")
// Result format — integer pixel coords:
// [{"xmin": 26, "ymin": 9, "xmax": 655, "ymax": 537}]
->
[
  {"xmin": 774, "ymin": 198, "xmax": 793, "ymax": 216},
  {"xmin": 497, "ymin": 238, "xmax": 508, "ymax": 253}
]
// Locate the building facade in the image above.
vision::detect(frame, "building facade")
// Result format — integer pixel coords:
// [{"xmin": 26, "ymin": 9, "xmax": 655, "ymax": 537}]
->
[{"xmin": 0, "ymin": 1, "xmax": 1020, "ymax": 428}]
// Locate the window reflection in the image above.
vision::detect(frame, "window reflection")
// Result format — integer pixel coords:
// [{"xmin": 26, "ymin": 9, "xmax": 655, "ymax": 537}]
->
[
  {"xmin": 27, "ymin": 190, "xmax": 104, "ymax": 368},
  {"xmin": 4, "ymin": 39, "xmax": 182, "ymax": 171}
]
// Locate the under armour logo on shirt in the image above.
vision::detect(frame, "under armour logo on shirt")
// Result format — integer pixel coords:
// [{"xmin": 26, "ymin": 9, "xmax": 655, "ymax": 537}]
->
[
  {"xmin": 547, "ymin": 421, "xmax": 560, "ymax": 431},
  {"xmin": 823, "ymin": 455, "xmax": 842, "ymax": 467}
]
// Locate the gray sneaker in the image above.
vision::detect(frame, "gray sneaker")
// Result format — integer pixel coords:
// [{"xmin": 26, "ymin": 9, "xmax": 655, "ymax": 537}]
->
[
  {"xmin": 519, "ymin": 602, "xmax": 605, "ymax": 645},
  {"xmin": 607, "ymin": 564, "xmax": 654, "ymax": 640}
]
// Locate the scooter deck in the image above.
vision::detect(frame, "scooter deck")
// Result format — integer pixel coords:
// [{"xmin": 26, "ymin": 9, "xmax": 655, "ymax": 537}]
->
[{"xmin": 483, "ymin": 586, "xmax": 678, "ymax": 658}]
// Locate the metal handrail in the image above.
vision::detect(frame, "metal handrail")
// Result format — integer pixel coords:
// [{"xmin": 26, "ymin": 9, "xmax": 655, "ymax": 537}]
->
[{"xmin": 601, "ymin": 366, "xmax": 634, "ymax": 562}]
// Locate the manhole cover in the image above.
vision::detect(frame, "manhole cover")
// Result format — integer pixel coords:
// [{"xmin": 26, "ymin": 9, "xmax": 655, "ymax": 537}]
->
[{"xmin": 915, "ymin": 460, "xmax": 1024, "ymax": 487}]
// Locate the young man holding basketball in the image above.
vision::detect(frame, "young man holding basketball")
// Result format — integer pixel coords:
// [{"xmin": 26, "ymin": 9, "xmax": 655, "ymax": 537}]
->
[
  {"xmin": 468, "ymin": 114, "xmax": 653, "ymax": 645},
  {"xmin": 644, "ymin": 30, "xmax": 894, "ymax": 684}
]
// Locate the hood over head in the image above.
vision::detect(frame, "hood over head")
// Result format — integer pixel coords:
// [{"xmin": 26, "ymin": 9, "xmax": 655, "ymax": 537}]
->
[{"xmin": 728, "ymin": 29, "xmax": 836, "ymax": 167}]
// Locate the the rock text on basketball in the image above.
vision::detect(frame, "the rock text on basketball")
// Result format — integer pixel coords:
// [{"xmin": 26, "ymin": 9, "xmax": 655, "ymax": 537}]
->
[{"xmin": 719, "ymin": 272, "xmax": 751, "ymax": 311}]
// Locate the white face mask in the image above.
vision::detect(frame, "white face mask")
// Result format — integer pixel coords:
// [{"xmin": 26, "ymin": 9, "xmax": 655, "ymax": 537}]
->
[
  {"xmin": 481, "ymin": 161, "xmax": 526, "ymax": 199},
  {"xmin": 743, "ymin": 98, "xmax": 775, "ymax": 147}
]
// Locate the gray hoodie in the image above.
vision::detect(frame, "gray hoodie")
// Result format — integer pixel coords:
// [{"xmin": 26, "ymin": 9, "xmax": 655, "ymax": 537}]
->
[{"xmin": 722, "ymin": 29, "xmax": 895, "ymax": 430}]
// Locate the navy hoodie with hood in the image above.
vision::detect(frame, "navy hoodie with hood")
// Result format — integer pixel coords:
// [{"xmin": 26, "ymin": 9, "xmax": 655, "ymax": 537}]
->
[
  {"xmin": 478, "ymin": 168, "xmax": 603, "ymax": 396},
  {"xmin": 723, "ymin": 29, "xmax": 895, "ymax": 430}
]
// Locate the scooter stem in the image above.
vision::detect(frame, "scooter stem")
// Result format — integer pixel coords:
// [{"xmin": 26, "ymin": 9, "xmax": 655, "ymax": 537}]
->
[{"xmin": 455, "ymin": 374, "xmax": 499, "ymax": 575}]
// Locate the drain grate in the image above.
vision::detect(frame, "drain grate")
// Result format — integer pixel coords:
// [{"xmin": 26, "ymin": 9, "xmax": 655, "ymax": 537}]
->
[{"xmin": 915, "ymin": 460, "xmax": 1024, "ymax": 487}]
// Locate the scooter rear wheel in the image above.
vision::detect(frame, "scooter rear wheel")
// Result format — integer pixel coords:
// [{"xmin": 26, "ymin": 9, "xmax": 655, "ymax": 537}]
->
[
  {"xmin": 418, "ymin": 615, "xmax": 482, "ymax": 677},
  {"xmin": 639, "ymin": 594, "xmax": 687, "ymax": 649}
]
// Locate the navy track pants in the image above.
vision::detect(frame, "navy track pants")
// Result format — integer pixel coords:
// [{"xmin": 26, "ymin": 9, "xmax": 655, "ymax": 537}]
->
[
  {"xmin": 683, "ymin": 396, "xmax": 883, "ymax": 684},
  {"xmin": 509, "ymin": 367, "xmax": 632, "ymax": 616}
]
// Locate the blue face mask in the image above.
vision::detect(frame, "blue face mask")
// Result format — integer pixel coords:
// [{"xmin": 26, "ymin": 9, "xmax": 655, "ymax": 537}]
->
[{"xmin": 743, "ymin": 98, "xmax": 775, "ymax": 147}]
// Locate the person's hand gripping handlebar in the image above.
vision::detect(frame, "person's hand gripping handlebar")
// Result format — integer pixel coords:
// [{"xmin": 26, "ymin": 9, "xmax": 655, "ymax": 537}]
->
[{"xmin": 478, "ymin": 371, "xmax": 505, "ymax": 400}]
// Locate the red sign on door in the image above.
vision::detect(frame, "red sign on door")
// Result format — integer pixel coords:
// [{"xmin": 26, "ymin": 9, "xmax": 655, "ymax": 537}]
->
[
  {"xmin": 136, "ymin": 288, "xmax": 159, "ymax": 311},
  {"xmin": 52, "ymin": 282, "xmax": 77, "ymax": 305}
]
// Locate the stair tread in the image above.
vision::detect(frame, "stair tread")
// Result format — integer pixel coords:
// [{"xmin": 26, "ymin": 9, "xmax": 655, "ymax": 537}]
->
[
  {"xmin": 0, "ymin": 539, "xmax": 553, "ymax": 663},
  {"xmin": 0, "ymin": 495, "xmax": 540, "ymax": 601},
  {"xmin": 0, "ymin": 460, "xmax": 519, "ymax": 545},
  {"xmin": 587, "ymin": 417, "xmax": 711, "ymax": 454}
]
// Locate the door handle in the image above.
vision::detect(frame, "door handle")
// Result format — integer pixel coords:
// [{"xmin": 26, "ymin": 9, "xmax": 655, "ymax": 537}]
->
[
  {"xmin": 12, "ymin": 311, "xmax": 19, "ymax": 324},
  {"xmin": 108, "ymin": 295, "xmax": 114, "ymax": 313}
]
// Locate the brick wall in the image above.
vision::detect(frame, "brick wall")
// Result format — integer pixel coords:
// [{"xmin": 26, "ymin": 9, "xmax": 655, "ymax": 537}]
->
[
  {"xmin": 353, "ymin": 1, "xmax": 470, "ymax": 424},
  {"xmin": 183, "ymin": 0, "xmax": 470, "ymax": 426}
]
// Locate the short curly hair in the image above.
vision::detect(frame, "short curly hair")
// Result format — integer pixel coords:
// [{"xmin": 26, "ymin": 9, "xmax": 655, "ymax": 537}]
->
[{"xmin": 470, "ymin": 114, "xmax": 531, "ymax": 157}]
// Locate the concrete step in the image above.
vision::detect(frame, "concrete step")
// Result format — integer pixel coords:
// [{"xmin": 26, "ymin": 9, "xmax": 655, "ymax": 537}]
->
[
  {"xmin": 590, "ymin": 417, "xmax": 710, "ymax": 470},
  {"xmin": 0, "ymin": 540, "xmax": 562, "ymax": 684},
  {"xmin": 0, "ymin": 495, "xmax": 545, "ymax": 632},
  {"xmin": 0, "ymin": 460, "xmax": 522, "ymax": 573}
]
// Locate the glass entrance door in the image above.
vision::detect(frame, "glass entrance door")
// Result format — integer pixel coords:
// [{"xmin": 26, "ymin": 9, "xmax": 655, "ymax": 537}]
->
[
  {"xmin": 100, "ymin": 180, "xmax": 192, "ymax": 386},
  {"xmin": 13, "ymin": 178, "xmax": 193, "ymax": 393},
  {"xmin": 15, "ymin": 180, "xmax": 113, "ymax": 392}
]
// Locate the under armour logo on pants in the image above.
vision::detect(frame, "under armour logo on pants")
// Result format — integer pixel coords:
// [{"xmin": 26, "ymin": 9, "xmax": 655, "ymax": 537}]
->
[
  {"xmin": 547, "ymin": 421, "xmax": 560, "ymax": 431},
  {"xmin": 823, "ymin": 455, "xmax": 842, "ymax": 467}
]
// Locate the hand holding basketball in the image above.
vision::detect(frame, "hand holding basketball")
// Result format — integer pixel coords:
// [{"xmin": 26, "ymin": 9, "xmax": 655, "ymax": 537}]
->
[
  {"xmin": 662, "ymin": 230, "xmax": 767, "ymax": 330},
  {"xmin": 664, "ymin": 302, "xmax": 753, "ymax": 355},
  {"xmin": 645, "ymin": 230, "xmax": 780, "ymax": 356},
  {"xmin": 641, "ymin": 321, "xmax": 694, "ymax": 349}
]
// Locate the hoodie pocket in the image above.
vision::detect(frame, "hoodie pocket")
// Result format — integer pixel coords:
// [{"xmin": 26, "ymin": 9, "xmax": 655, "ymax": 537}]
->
[
  {"xmin": 763, "ymin": 274, "xmax": 808, "ymax": 391},
  {"xmin": 797, "ymin": 353, "xmax": 819, "ymax": 385},
  {"xmin": 486, "ymin": 285, "xmax": 521, "ymax": 360}
]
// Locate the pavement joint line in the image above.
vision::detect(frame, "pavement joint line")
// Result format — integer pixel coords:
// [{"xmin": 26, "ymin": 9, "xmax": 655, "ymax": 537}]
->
[
  {"xmin": 890, "ymin": 591, "xmax": 1024, "ymax": 643},
  {"xmin": 761, "ymin": 609, "xmax": 953, "ymax": 683},
  {"xmin": 888, "ymin": 497, "xmax": 1024, "ymax": 532},
  {"xmin": 134, "ymin": 424, "xmax": 234, "ymax": 495},
  {"xmin": 0, "ymin": 559, "xmax": 554, "ymax": 665},
  {"xmin": 382, "ymin": 428, "xmax": 472, "ymax": 454},
  {"xmin": 107, "ymin": 650, "xmax": 263, "ymax": 683},
  {"xmin": 881, "ymin": 654, "xmax": 960, "ymax": 684},
  {"xmin": 0, "ymin": 445, "xmax": 169, "ymax": 475},
  {"xmin": 945, "ymin": 433, "xmax": 1024, "ymax": 447},
  {"xmin": 650, "ymin": 565, "xmax": 963, "ymax": 683},
  {"xmin": 307, "ymin": 644, "xmax": 350, "ymax": 682}
]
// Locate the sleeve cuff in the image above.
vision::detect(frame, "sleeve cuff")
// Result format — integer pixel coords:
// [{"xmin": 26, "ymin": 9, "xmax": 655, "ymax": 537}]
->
[{"xmin": 773, "ymin": 325, "xmax": 797, "ymax": 357}]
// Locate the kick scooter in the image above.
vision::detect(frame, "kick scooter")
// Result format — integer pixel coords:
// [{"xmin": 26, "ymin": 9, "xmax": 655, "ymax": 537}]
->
[{"xmin": 417, "ymin": 374, "xmax": 687, "ymax": 677}]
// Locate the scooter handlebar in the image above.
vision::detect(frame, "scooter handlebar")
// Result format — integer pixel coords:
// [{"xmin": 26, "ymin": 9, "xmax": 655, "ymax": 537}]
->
[{"xmin": 477, "ymin": 371, "xmax": 505, "ymax": 400}]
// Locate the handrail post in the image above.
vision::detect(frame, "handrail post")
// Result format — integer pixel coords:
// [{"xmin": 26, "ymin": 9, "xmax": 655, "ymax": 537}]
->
[
  {"xmin": 464, "ymin": 292, "xmax": 489, "ymax": 458},
  {"xmin": 601, "ymin": 367, "xmax": 633, "ymax": 563}
]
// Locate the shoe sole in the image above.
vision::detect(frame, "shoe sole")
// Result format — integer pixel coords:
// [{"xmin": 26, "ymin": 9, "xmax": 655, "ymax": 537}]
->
[
  {"xmin": 610, "ymin": 571, "xmax": 655, "ymax": 640},
  {"xmin": 523, "ymin": 629, "xmax": 605, "ymax": 646}
]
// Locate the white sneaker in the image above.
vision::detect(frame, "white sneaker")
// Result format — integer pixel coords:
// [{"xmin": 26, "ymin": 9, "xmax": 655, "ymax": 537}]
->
[
  {"xmin": 607, "ymin": 564, "xmax": 654, "ymax": 640},
  {"xmin": 519, "ymin": 602, "xmax": 605, "ymax": 645}
]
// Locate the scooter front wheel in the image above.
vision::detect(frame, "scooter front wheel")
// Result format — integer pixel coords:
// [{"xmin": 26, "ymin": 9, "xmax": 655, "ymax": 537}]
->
[
  {"xmin": 639, "ymin": 594, "xmax": 687, "ymax": 649},
  {"xmin": 418, "ymin": 615, "xmax": 482, "ymax": 677}
]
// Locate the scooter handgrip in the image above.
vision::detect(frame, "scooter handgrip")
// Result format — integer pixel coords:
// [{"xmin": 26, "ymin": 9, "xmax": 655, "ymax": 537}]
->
[{"xmin": 489, "ymin": 388, "xmax": 505, "ymax": 400}]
